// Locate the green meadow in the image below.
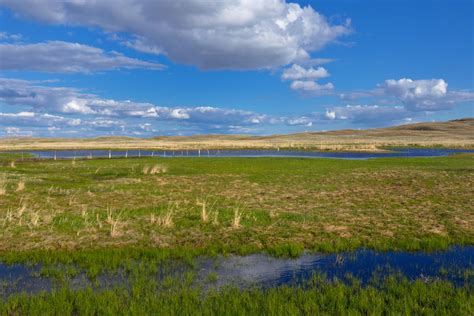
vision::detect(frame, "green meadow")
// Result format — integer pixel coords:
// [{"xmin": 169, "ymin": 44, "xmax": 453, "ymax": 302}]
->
[{"xmin": 1, "ymin": 154, "xmax": 473, "ymax": 256}]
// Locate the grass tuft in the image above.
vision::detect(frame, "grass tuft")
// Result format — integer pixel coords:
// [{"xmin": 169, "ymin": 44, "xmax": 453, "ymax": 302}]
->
[
  {"xmin": 16, "ymin": 180, "xmax": 25, "ymax": 192},
  {"xmin": 232, "ymin": 206, "xmax": 242, "ymax": 229}
]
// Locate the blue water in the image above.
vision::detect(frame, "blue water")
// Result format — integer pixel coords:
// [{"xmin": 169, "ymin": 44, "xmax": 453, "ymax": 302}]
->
[
  {"xmin": 11, "ymin": 148, "xmax": 474, "ymax": 160},
  {"xmin": 199, "ymin": 247, "xmax": 474, "ymax": 289},
  {"xmin": 1, "ymin": 247, "xmax": 472, "ymax": 297}
]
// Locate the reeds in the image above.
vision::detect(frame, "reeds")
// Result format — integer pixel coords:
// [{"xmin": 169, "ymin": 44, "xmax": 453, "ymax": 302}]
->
[
  {"xmin": 106, "ymin": 207, "xmax": 124, "ymax": 238},
  {"xmin": 197, "ymin": 197, "xmax": 218, "ymax": 223}
]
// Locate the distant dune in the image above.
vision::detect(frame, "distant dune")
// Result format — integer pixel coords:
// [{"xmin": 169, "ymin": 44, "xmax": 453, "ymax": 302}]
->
[{"xmin": 1, "ymin": 118, "xmax": 473, "ymax": 151}]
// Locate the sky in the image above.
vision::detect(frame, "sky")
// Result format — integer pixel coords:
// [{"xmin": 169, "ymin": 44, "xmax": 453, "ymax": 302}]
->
[{"xmin": 0, "ymin": 0, "xmax": 473, "ymax": 137}]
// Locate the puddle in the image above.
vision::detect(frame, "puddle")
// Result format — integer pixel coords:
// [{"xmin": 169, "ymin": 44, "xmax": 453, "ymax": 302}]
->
[
  {"xmin": 7, "ymin": 148, "xmax": 474, "ymax": 160},
  {"xmin": 196, "ymin": 246, "xmax": 474, "ymax": 289},
  {"xmin": 1, "ymin": 247, "xmax": 472, "ymax": 298}
]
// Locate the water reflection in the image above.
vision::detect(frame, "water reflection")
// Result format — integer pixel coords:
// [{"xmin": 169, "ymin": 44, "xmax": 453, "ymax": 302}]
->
[{"xmin": 196, "ymin": 247, "xmax": 474, "ymax": 288}]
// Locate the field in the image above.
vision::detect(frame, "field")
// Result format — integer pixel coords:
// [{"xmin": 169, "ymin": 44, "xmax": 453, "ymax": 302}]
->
[
  {"xmin": 0, "ymin": 150, "xmax": 473, "ymax": 314},
  {"xmin": 0, "ymin": 154, "xmax": 473, "ymax": 255}
]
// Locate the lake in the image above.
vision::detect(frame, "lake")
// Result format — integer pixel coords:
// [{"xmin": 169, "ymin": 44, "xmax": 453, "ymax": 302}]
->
[{"xmin": 9, "ymin": 147, "xmax": 474, "ymax": 160}]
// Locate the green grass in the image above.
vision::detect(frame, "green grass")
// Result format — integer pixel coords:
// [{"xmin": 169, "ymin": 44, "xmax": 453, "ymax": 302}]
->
[
  {"xmin": 1, "ymin": 275, "xmax": 472, "ymax": 315},
  {"xmin": 0, "ymin": 155, "xmax": 472, "ymax": 264}
]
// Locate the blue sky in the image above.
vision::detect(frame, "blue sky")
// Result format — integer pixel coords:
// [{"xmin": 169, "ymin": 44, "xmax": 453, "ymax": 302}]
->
[{"xmin": 0, "ymin": 0, "xmax": 472, "ymax": 137}]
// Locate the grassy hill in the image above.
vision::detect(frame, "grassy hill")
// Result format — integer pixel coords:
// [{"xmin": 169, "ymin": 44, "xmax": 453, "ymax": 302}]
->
[{"xmin": 0, "ymin": 118, "xmax": 473, "ymax": 151}]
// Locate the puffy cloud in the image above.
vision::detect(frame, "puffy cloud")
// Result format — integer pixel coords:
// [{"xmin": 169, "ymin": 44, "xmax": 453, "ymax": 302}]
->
[
  {"xmin": 283, "ymin": 64, "xmax": 334, "ymax": 94},
  {"xmin": 379, "ymin": 78, "xmax": 473, "ymax": 111},
  {"xmin": 340, "ymin": 78, "xmax": 474, "ymax": 112},
  {"xmin": 281, "ymin": 64, "xmax": 329, "ymax": 80},
  {"xmin": 0, "ymin": 41, "xmax": 164, "ymax": 73},
  {"xmin": 323, "ymin": 105, "xmax": 409, "ymax": 124},
  {"xmin": 381, "ymin": 78, "xmax": 446, "ymax": 111},
  {"xmin": 169, "ymin": 109, "xmax": 190, "ymax": 120},
  {"xmin": 384, "ymin": 78, "xmax": 447, "ymax": 99},
  {"xmin": 290, "ymin": 80, "xmax": 334, "ymax": 93},
  {"xmin": 0, "ymin": 0, "xmax": 350, "ymax": 70}
]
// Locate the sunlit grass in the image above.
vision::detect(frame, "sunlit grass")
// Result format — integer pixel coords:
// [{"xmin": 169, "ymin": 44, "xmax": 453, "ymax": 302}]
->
[{"xmin": 0, "ymin": 154, "xmax": 472, "ymax": 255}]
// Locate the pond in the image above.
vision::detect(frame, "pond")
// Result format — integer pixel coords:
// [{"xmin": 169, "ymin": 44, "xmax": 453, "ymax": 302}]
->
[
  {"xmin": 196, "ymin": 246, "xmax": 474, "ymax": 289},
  {"xmin": 1, "ymin": 246, "xmax": 472, "ymax": 297},
  {"xmin": 9, "ymin": 147, "xmax": 474, "ymax": 160}
]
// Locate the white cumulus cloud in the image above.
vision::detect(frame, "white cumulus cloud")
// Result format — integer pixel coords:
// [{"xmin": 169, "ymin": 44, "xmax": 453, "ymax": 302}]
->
[
  {"xmin": 0, "ymin": 0, "xmax": 350, "ymax": 70},
  {"xmin": 281, "ymin": 64, "xmax": 329, "ymax": 80},
  {"xmin": 290, "ymin": 80, "xmax": 334, "ymax": 93}
]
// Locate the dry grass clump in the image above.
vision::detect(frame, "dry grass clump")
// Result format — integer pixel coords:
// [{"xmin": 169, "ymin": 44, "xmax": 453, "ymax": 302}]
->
[
  {"xmin": 17, "ymin": 201, "xmax": 27, "ymax": 218},
  {"xmin": 29, "ymin": 211, "xmax": 40, "ymax": 228},
  {"xmin": 143, "ymin": 164, "xmax": 168, "ymax": 175},
  {"xmin": 0, "ymin": 177, "xmax": 6, "ymax": 195},
  {"xmin": 2, "ymin": 209, "xmax": 13, "ymax": 228},
  {"xmin": 150, "ymin": 203, "xmax": 177, "ymax": 228},
  {"xmin": 150, "ymin": 211, "xmax": 173, "ymax": 228},
  {"xmin": 106, "ymin": 207, "xmax": 124, "ymax": 238},
  {"xmin": 1, "ymin": 199, "xmax": 44, "ymax": 229},
  {"xmin": 16, "ymin": 180, "xmax": 25, "ymax": 192},
  {"xmin": 232, "ymin": 206, "xmax": 243, "ymax": 229},
  {"xmin": 197, "ymin": 197, "xmax": 218, "ymax": 223}
]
